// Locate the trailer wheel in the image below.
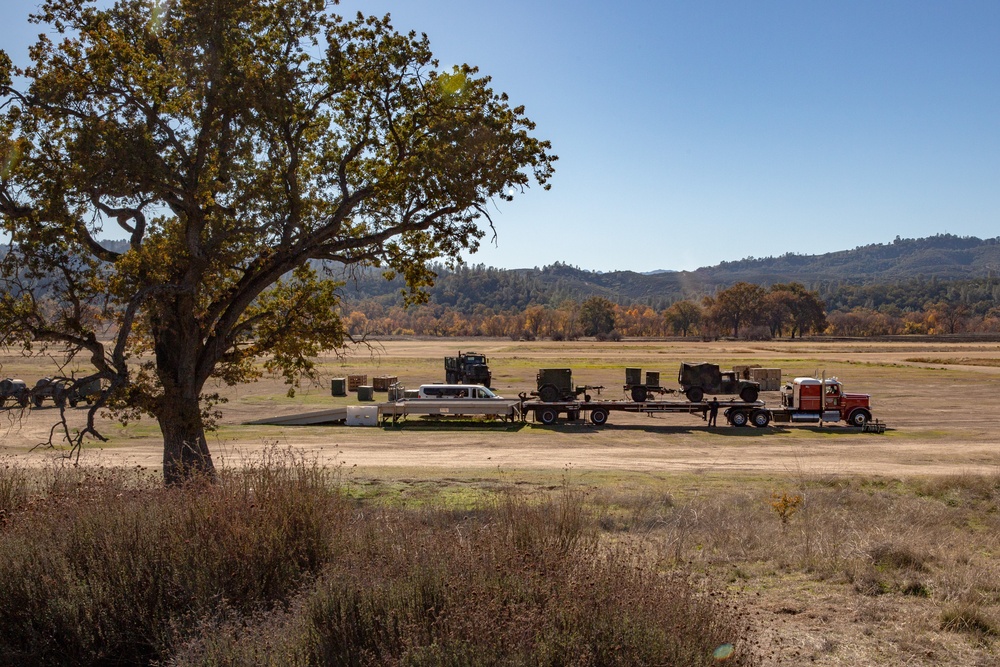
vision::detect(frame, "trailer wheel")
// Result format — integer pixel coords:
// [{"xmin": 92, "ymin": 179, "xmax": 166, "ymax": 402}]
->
[
  {"xmin": 739, "ymin": 387, "xmax": 759, "ymax": 403},
  {"xmin": 538, "ymin": 384, "xmax": 560, "ymax": 403},
  {"xmin": 590, "ymin": 408, "xmax": 609, "ymax": 426},
  {"xmin": 751, "ymin": 409, "xmax": 770, "ymax": 427},
  {"xmin": 631, "ymin": 386, "xmax": 648, "ymax": 402},
  {"xmin": 685, "ymin": 387, "xmax": 704, "ymax": 403},
  {"xmin": 537, "ymin": 408, "xmax": 559, "ymax": 425},
  {"xmin": 730, "ymin": 411, "xmax": 749, "ymax": 427},
  {"xmin": 33, "ymin": 395, "xmax": 44, "ymax": 408},
  {"xmin": 848, "ymin": 409, "xmax": 871, "ymax": 427}
]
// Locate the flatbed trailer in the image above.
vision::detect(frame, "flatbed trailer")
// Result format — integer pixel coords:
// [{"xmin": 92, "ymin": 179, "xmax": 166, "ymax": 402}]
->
[{"xmin": 519, "ymin": 396, "xmax": 767, "ymax": 426}]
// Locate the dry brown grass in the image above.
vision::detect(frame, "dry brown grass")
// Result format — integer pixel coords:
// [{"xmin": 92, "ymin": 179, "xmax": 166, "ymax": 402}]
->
[
  {"xmin": 582, "ymin": 472, "xmax": 1000, "ymax": 665},
  {"xmin": 0, "ymin": 458, "xmax": 760, "ymax": 667}
]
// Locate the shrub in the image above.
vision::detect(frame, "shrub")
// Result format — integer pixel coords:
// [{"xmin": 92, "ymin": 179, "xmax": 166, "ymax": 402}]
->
[
  {"xmin": 172, "ymin": 489, "xmax": 761, "ymax": 667},
  {"xmin": 941, "ymin": 603, "xmax": 998, "ymax": 636},
  {"xmin": 0, "ymin": 452, "xmax": 343, "ymax": 665}
]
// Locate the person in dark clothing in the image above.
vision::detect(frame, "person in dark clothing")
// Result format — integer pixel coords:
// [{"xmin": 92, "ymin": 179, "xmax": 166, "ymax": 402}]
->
[{"xmin": 707, "ymin": 397, "xmax": 719, "ymax": 427}]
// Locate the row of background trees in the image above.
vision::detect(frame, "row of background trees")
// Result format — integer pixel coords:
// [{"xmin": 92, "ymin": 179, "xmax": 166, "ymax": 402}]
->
[{"xmin": 343, "ymin": 280, "xmax": 1000, "ymax": 339}]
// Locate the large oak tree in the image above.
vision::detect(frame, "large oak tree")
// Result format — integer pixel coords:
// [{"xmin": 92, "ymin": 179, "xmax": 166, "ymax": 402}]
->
[{"xmin": 0, "ymin": 0, "xmax": 555, "ymax": 483}]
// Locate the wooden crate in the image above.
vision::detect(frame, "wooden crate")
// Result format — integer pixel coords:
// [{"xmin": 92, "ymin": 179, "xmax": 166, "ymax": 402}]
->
[
  {"xmin": 749, "ymin": 368, "xmax": 782, "ymax": 391},
  {"xmin": 732, "ymin": 364, "xmax": 761, "ymax": 380},
  {"xmin": 372, "ymin": 375, "xmax": 398, "ymax": 391},
  {"xmin": 347, "ymin": 374, "xmax": 367, "ymax": 391}
]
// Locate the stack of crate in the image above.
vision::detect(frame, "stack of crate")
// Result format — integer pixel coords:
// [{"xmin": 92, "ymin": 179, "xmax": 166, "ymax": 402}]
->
[
  {"xmin": 732, "ymin": 364, "xmax": 761, "ymax": 380},
  {"xmin": 750, "ymin": 368, "xmax": 783, "ymax": 391},
  {"xmin": 347, "ymin": 374, "xmax": 367, "ymax": 392},
  {"xmin": 372, "ymin": 375, "xmax": 398, "ymax": 391}
]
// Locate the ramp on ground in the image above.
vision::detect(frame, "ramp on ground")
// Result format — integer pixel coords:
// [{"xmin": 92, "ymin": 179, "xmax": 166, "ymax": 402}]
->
[{"xmin": 244, "ymin": 399, "xmax": 521, "ymax": 426}]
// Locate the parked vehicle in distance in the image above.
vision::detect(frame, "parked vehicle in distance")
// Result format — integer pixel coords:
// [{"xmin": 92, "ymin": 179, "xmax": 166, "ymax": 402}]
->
[
  {"xmin": 28, "ymin": 376, "xmax": 103, "ymax": 408},
  {"xmin": 31, "ymin": 377, "xmax": 70, "ymax": 408},
  {"xmin": 721, "ymin": 376, "xmax": 873, "ymax": 428},
  {"xmin": 444, "ymin": 351, "xmax": 492, "ymax": 387},
  {"xmin": 773, "ymin": 377, "xmax": 872, "ymax": 426},
  {"xmin": 534, "ymin": 368, "xmax": 603, "ymax": 403},
  {"xmin": 0, "ymin": 378, "xmax": 31, "ymax": 408},
  {"xmin": 416, "ymin": 384, "xmax": 503, "ymax": 399},
  {"xmin": 678, "ymin": 362, "xmax": 759, "ymax": 403}
]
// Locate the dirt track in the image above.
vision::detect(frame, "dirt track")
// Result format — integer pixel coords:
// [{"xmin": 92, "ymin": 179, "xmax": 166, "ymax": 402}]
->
[{"xmin": 3, "ymin": 338, "xmax": 1000, "ymax": 478}]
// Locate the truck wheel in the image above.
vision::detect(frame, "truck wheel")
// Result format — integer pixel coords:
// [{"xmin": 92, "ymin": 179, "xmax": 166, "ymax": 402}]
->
[
  {"xmin": 538, "ymin": 385, "xmax": 560, "ymax": 403},
  {"xmin": 730, "ymin": 411, "xmax": 749, "ymax": 427},
  {"xmin": 537, "ymin": 408, "xmax": 559, "ymax": 425},
  {"xmin": 631, "ymin": 386, "xmax": 648, "ymax": 402},
  {"xmin": 590, "ymin": 408, "xmax": 609, "ymax": 426},
  {"xmin": 33, "ymin": 395, "xmax": 43, "ymax": 408},
  {"xmin": 739, "ymin": 387, "xmax": 759, "ymax": 403},
  {"xmin": 686, "ymin": 387, "xmax": 704, "ymax": 403},
  {"xmin": 849, "ymin": 409, "xmax": 871, "ymax": 427},
  {"xmin": 751, "ymin": 410, "xmax": 770, "ymax": 427}
]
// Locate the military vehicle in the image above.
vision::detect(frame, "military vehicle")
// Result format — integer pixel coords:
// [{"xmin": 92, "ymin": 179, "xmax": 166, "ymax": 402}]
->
[
  {"xmin": 678, "ymin": 362, "xmax": 759, "ymax": 403},
  {"xmin": 31, "ymin": 377, "xmax": 70, "ymax": 407},
  {"xmin": 444, "ymin": 351, "xmax": 492, "ymax": 387},
  {"xmin": 534, "ymin": 368, "xmax": 603, "ymax": 403},
  {"xmin": 0, "ymin": 378, "xmax": 31, "ymax": 408},
  {"xmin": 30, "ymin": 376, "xmax": 102, "ymax": 408}
]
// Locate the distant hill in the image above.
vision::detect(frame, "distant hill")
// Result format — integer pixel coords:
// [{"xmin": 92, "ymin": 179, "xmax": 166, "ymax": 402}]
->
[
  {"xmin": 336, "ymin": 234, "xmax": 1000, "ymax": 312},
  {"xmin": 5, "ymin": 233, "xmax": 996, "ymax": 314}
]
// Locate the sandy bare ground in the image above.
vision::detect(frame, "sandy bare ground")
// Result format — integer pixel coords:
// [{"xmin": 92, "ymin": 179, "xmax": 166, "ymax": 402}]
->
[{"xmin": 3, "ymin": 337, "xmax": 999, "ymax": 478}]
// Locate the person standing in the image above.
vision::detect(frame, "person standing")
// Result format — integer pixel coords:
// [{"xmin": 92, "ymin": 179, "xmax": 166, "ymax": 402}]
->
[{"xmin": 708, "ymin": 397, "xmax": 719, "ymax": 427}]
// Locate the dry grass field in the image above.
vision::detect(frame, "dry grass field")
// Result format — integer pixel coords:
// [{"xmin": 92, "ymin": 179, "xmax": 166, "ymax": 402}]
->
[{"xmin": 3, "ymin": 337, "xmax": 1000, "ymax": 665}]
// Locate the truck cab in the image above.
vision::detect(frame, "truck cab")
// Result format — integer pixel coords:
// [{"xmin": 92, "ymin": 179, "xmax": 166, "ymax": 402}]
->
[
  {"xmin": 780, "ymin": 377, "xmax": 872, "ymax": 426},
  {"xmin": 444, "ymin": 351, "xmax": 492, "ymax": 388}
]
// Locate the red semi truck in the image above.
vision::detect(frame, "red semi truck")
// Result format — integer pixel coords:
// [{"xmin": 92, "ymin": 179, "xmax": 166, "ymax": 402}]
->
[{"xmin": 724, "ymin": 377, "xmax": 873, "ymax": 427}]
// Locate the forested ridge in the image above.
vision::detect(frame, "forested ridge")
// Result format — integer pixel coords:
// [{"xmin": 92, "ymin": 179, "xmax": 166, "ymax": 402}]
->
[{"xmin": 337, "ymin": 234, "xmax": 1000, "ymax": 314}]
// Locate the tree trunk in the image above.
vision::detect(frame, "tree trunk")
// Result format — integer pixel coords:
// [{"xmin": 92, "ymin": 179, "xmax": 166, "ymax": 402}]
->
[
  {"xmin": 153, "ymin": 296, "xmax": 216, "ymax": 485},
  {"xmin": 158, "ymin": 394, "xmax": 216, "ymax": 485}
]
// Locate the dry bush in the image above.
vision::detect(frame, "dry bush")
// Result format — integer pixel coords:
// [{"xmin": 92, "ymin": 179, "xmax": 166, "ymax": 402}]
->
[
  {"xmin": 0, "ymin": 451, "xmax": 344, "ymax": 665},
  {"xmin": 940, "ymin": 602, "xmax": 998, "ymax": 637},
  {"xmin": 0, "ymin": 462, "xmax": 762, "ymax": 667},
  {"xmin": 172, "ymin": 487, "xmax": 761, "ymax": 667}
]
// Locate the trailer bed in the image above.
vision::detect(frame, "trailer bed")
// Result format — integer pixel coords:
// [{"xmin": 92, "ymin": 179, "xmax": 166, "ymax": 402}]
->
[{"xmin": 521, "ymin": 397, "xmax": 765, "ymax": 426}]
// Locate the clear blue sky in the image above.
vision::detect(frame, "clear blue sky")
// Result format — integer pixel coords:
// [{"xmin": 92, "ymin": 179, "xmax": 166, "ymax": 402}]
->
[{"xmin": 4, "ymin": 1, "xmax": 999, "ymax": 272}]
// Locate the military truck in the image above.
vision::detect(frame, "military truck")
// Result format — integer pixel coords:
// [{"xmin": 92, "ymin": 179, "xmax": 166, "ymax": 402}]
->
[
  {"xmin": 0, "ymin": 378, "xmax": 31, "ymax": 408},
  {"xmin": 444, "ymin": 351, "xmax": 492, "ymax": 388},
  {"xmin": 678, "ymin": 362, "xmax": 759, "ymax": 403}
]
